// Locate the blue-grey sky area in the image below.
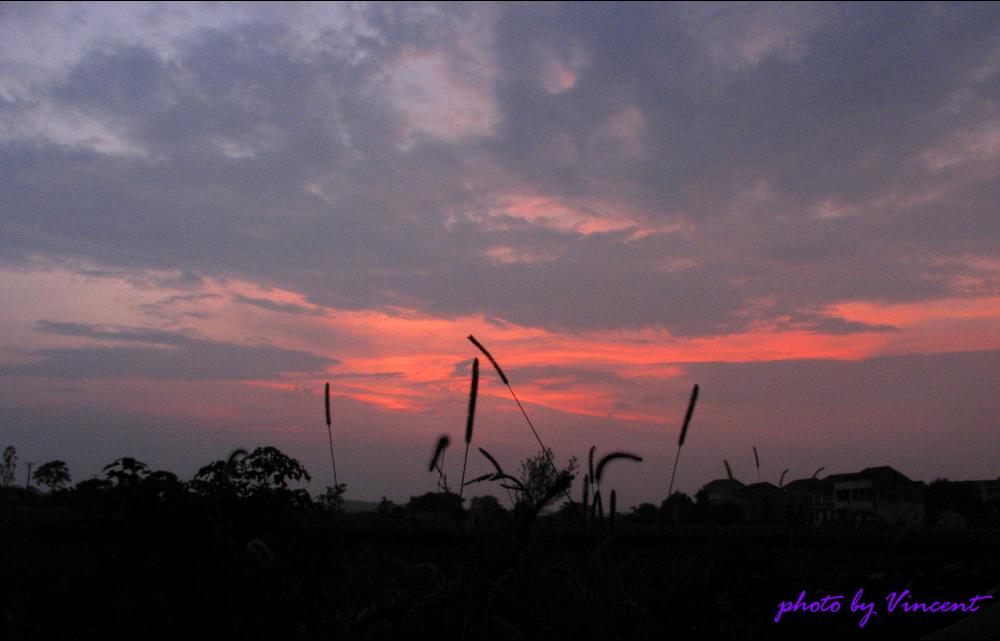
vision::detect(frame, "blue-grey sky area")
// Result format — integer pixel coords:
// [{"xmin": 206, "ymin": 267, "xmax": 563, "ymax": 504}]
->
[{"xmin": 1, "ymin": 2, "xmax": 997, "ymax": 505}]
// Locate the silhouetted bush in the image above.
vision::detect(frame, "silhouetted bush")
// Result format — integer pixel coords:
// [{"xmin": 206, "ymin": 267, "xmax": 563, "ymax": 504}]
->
[{"xmin": 406, "ymin": 491, "xmax": 464, "ymax": 516}]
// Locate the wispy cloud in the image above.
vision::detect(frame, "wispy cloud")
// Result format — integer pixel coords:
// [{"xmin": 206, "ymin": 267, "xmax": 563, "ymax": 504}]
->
[
  {"xmin": 3, "ymin": 320, "xmax": 337, "ymax": 380},
  {"xmin": 232, "ymin": 294, "xmax": 321, "ymax": 316}
]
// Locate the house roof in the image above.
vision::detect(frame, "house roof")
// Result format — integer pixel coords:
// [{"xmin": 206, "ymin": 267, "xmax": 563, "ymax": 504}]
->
[
  {"xmin": 735, "ymin": 482, "xmax": 785, "ymax": 500},
  {"xmin": 824, "ymin": 466, "xmax": 914, "ymax": 484},
  {"xmin": 782, "ymin": 478, "xmax": 829, "ymax": 493},
  {"xmin": 701, "ymin": 478, "xmax": 745, "ymax": 492}
]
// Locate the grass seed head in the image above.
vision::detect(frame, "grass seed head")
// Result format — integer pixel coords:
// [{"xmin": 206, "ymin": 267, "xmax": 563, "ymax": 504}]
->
[
  {"xmin": 678, "ymin": 384, "xmax": 699, "ymax": 446},
  {"xmin": 429, "ymin": 435, "xmax": 451, "ymax": 472},
  {"xmin": 467, "ymin": 335, "xmax": 509, "ymax": 385},
  {"xmin": 324, "ymin": 382, "xmax": 331, "ymax": 427},
  {"xmin": 465, "ymin": 358, "xmax": 479, "ymax": 444}
]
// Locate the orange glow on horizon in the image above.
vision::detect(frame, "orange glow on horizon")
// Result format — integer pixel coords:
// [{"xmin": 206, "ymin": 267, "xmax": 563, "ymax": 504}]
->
[
  {"xmin": 6, "ymin": 267, "xmax": 998, "ymax": 428},
  {"xmin": 178, "ymin": 277, "xmax": 1000, "ymax": 422}
]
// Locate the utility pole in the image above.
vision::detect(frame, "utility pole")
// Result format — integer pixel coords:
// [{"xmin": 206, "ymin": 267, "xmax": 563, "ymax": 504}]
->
[{"xmin": 25, "ymin": 461, "xmax": 33, "ymax": 489}]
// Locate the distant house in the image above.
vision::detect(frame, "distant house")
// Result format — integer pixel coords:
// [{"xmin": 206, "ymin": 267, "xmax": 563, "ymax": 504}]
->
[
  {"xmin": 700, "ymin": 466, "xmax": 930, "ymax": 526},
  {"xmin": 969, "ymin": 478, "xmax": 1000, "ymax": 503},
  {"xmin": 926, "ymin": 478, "xmax": 1000, "ymax": 527},
  {"xmin": 822, "ymin": 466, "xmax": 925, "ymax": 526},
  {"xmin": 963, "ymin": 478, "xmax": 1000, "ymax": 526},
  {"xmin": 699, "ymin": 479, "xmax": 745, "ymax": 505},
  {"xmin": 732, "ymin": 482, "xmax": 788, "ymax": 523},
  {"xmin": 782, "ymin": 478, "xmax": 833, "ymax": 525}
]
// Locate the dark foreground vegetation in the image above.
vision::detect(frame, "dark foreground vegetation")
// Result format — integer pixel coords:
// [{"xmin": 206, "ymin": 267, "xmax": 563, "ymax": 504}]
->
[
  {"xmin": 2, "ymin": 446, "xmax": 998, "ymax": 640},
  {"xmin": 4, "ymin": 344, "xmax": 997, "ymax": 638}
]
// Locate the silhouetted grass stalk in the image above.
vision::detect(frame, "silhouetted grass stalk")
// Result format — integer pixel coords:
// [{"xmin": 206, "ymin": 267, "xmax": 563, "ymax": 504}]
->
[
  {"xmin": 467, "ymin": 334, "xmax": 584, "ymax": 527},
  {"xmin": 429, "ymin": 435, "xmax": 451, "ymax": 492},
  {"xmin": 584, "ymin": 445, "xmax": 596, "ymax": 521},
  {"xmin": 467, "ymin": 335, "xmax": 552, "ymax": 469},
  {"xmin": 753, "ymin": 446, "xmax": 760, "ymax": 483},
  {"xmin": 470, "ymin": 447, "xmax": 514, "ymax": 506},
  {"xmin": 594, "ymin": 451, "xmax": 643, "ymax": 494},
  {"xmin": 667, "ymin": 384, "xmax": 699, "ymax": 498},
  {"xmin": 459, "ymin": 358, "xmax": 479, "ymax": 500},
  {"xmin": 591, "ymin": 450, "xmax": 641, "ymax": 524},
  {"xmin": 324, "ymin": 382, "xmax": 338, "ymax": 487}
]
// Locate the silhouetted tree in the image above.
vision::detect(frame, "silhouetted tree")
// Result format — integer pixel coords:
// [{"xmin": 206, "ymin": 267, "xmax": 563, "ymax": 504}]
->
[
  {"xmin": 378, "ymin": 496, "xmax": 399, "ymax": 517},
  {"xmin": 33, "ymin": 460, "xmax": 71, "ymax": 491},
  {"xmin": 661, "ymin": 492, "xmax": 695, "ymax": 521},
  {"xmin": 629, "ymin": 502, "xmax": 661, "ymax": 523},
  {"xmin": 1, "ymin": 446, "xmax": 17, "ymax": 487},
  {"xmin": 75, "ymin": 477, "xmax": 112, "ymax": 494},
  {"xmin": 193, "ymin": 446, "xmax": 310, "ymax": 499},
  {"xmin": 191, "ymin": 449, "xmax": 248, "ymax": 497},
  {"xmin": 241, "ymin": 446, "xmax": 311, "ymax": 490},
  {"xmin": 103, "ymin": 457, "xmax": 150, "ymax": 487},
  {"xmin": 406, "ymin": 491, "xmax": 464, "ymax": 516},
  {"xmin": 515, "ymin": 448, "xmax": 577, "ymax": 512},
  {"xmin": 469, "ymin": 494, "xmax": 506, "ymax": 521},
  {"xmin": 141, "ymin": 469, "xmax": 186, "ymax": 502},
  {"xmin": 316, "ymin": 483, "xmax": 347, "ymax": 512},
  {"xmin": 506, "ymin": 449, "xmax": 576, "ymax": 538}
]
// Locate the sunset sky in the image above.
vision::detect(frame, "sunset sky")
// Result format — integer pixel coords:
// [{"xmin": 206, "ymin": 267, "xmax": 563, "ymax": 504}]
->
[{"xmin": 1, "ymin": 2, "xmax": 998, "ymax": 505}]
